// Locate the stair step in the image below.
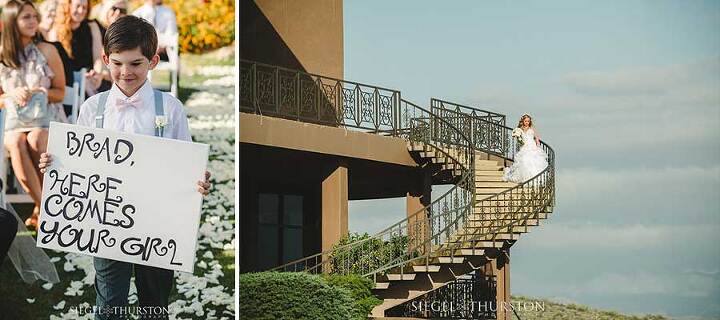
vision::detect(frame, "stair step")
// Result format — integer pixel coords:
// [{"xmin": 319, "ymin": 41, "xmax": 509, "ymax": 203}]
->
[
  {"xmin": 419, "ymin": 151, "xmax": 437, "ymax": 158},
  {"xmin": 475, "ymin": 171, "xmax": 504, "ymax": 176},
  {"xmin": 475, "ymin": 165, "xmax": 503, "ymax": 171},
  {"xmin": 457, "ymin": 225, "xmax": 530, "ymax": 235},
  {"xmin": 438, "ymin": 162, "xmax": 459, "ymax": 170},
  {"xmin": 449, "ymin": 231, "xmax": 521, "ymax": 242},
  {"xmin": 386, "ymin": 273, "xmax": 416, "ymax": 281},
  {"xmin": 455, "ymin": 248, "xmax": 486, "ymax": 256},
  {"xmin": 475, "ymin": 175, "xmax": 506, "ymax": 182},
  {"xmin": 470, "ymin": 212, "xmax": 550, "ymax": 220},
  {"xmin": 475, "ymin": 188, "xmax": 510, "ymax": 195},
  {"xmin": 476, "ymin": 182, "xmax": 516, "ymax": 188},
  {"xmin": 482, "ymin": 233, "xmax": 521, "ymax": 241},
  {"xmin": 374, "ymin": 282, "xmax": 390, "ymax": 290},
  {"xmin": 471, "ymin": 208, "xmax": 545, "ymax": 214},
  {"xmin": 443, "ymin": 235, "xmax": 507, "ymax": 247},
  {"xmin": 467, "ymin": 218, "xmax": 540, "ymax": 226},
  {"xmin": 412, "ymin": 265, "xmax": 441, "ymax": 273},
  {"xmin": 436, "ymin": 256, "xmax": 465, "ymax": 264},
  {"xmin": 473, "ymin": 204, "xmax": 553, "ymax": 211},
  {"xmin": 407, "ymin": 142, "xmax": 426, "ymax": 152},
  {"xmin": 470, "ymin": 240, "xmax": 505, "ymax": 248},
  {"xmin": 475, "ymin": 159, "xmax": 499, "ymax": 165}
]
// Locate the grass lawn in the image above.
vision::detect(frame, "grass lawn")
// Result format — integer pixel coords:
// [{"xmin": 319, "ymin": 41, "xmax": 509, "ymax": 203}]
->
[
  {"xmin": 511, "ymin": 295, "xmax": 669, "ymax": 320},
  {"xmin": 0, "ymin": 47, "xmax": 236, "ymax": 320}
]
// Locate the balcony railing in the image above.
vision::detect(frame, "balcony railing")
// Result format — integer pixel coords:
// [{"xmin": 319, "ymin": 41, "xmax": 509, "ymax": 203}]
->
[
  {"xmin": 241, "ymin": 60, "xmax": 555, "ymax": 294},
  {"xmin": 240, "ymin": 59, "xmax": 400, "ymax": 134}
]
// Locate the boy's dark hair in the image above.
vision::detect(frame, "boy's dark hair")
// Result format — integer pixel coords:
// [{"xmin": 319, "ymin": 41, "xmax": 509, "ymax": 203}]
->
[{"xmin": 103, "ymin": 15, "xmax": 158, "ymax": 60}]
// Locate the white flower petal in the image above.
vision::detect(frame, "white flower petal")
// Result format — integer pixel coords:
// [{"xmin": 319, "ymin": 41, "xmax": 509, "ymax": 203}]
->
[
  {"xmin": 53, "ymin": 300, "xmax": 66, "ymax": 310},
  {"xmin": 63, "ymin": 261, "xmax": 75, "ymax": 272}
]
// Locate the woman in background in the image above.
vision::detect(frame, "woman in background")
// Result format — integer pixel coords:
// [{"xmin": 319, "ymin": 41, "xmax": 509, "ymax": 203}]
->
[
  {"xmin": 47, "ymin": 0, "xmax": 109, "ymax": 99},
  {"xmin": 97, "ymin": 0, "xmax": 128, "ymax": 28},
  {"xmin": 37, "ymin": 0, "xmax": 57, "ymax": 39},
  {"xmin": 0, "ymin": 0, "xmax": 67, "ymax": 228}
]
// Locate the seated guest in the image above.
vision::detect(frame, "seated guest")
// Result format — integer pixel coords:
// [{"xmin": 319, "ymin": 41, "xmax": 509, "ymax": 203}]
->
[
  {"xmin": 0, "ymin": 0, "xmax": 67, "ymax": 228},
  {"xmin": 37, "ymin": 0, "xmax": 58, "ymax": 40},
  {"xmin": 97, "ymin": 0, "xmax": 128, "ymax": 29},
  {"xmin": 47, "ymin": 0, "xmax": 110, "ymax": 103},
  {"xmin": 132, "ymin": 0, "xmax": 177, "ymax": 61}
]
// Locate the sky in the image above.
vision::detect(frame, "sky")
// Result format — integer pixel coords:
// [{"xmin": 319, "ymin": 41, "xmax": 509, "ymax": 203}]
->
[{"xmin": 344, "ymin": 1, "xmax": 720, "ymax": 318}]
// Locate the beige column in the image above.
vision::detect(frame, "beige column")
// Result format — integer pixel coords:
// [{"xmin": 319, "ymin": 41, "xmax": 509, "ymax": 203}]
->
[
  {"xmin": 495, "ymin": 251, "xmax": 511, "ymax": 320},
  {"xmin": 406, "ymin": 173, "xmax": 431, "ymax": 254},
  {"xmin": 321, "ymin": 164, "xmax": 348, "ymax": 252}
]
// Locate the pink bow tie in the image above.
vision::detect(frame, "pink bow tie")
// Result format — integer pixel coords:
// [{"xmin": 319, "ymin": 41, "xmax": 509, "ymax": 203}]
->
[{"xmin": 116, "ymin": 97, "xmax": 141, "ymax": 110}]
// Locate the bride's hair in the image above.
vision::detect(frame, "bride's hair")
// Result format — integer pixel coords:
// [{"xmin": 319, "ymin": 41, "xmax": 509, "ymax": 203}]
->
[{"xmin": 517, "ymin": 114, "xmax": 533, "ymax": 128}]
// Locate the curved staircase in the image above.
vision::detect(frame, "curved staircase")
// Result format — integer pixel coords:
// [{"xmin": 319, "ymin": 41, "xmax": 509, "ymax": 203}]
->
[{"xmin": 240, "ymin": 60, "xmax": 556, "ymax": 319}]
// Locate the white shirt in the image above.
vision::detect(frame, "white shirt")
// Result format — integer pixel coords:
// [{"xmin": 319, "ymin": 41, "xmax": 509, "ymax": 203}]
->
[
  {"xmin": 77, "ymin": 80, "xmax": 192, "ymax": 142},
  {"xmin": 132, "ymin": 4, "xmax": 178, "ymax": 37}
]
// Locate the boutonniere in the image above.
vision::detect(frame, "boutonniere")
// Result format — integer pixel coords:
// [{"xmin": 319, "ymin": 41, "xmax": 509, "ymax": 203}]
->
[{"xmin": 155, "ymin": 115, "xmax": 168, "ymax": 136}]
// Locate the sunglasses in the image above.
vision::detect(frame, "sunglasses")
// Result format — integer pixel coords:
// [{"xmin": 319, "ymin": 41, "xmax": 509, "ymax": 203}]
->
[{"xmin": 111, "ymin": 6, "xmax": 127, "ymax": 14}]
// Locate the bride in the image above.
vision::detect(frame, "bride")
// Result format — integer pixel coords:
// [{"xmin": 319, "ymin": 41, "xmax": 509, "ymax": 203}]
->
[{"xmin": 503, "ymin": 114, "xmax": 548, "ymax": 183}]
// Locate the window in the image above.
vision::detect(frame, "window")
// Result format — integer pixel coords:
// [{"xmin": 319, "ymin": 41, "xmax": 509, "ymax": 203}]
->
[{"xmin": 257, "ymin": 193, "xmax": 304, "ymax": 270}]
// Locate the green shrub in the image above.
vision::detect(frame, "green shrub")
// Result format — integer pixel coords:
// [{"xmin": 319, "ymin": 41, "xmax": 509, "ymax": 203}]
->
[
  {"xmin": 239, "ymin": 272, "xmax": 355, "ymax": 320},
  {"xmin": 329, "ymin": 232, "xmax": 413, "ymax": 276},
  {"xmin": 323, "ymin": 274, "xmax": 382, "ymax": 319}
]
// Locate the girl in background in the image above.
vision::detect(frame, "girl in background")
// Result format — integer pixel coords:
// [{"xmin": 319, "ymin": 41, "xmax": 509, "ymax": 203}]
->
[{"xmin": 0, "ymin": 0, "xmax": 67, "ymax": 228}]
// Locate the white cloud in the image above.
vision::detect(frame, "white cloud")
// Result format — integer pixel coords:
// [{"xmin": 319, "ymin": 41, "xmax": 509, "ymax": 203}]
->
[
  {"xmin": 463, "ymin": 59, "xmax": 720, "ymax": 165},
  {"xmin": 557, "ymin": 166, "xmax": 720, "ymax": 204},
  {"xmin": 561, "ymin": 57, "xmax": 720, "ymax": 100},
  {"xmin": 521, "ymin": 223, "xmax": 720, "ymax": 250},
  {"xmin": 571, "ymin": 271, "xmax": 720, "ymax": 298}
]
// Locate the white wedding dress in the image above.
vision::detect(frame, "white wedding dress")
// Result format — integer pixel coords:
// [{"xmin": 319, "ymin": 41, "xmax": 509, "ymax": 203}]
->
[{"xmin": 503, "ymin": 128, "xmax": 548, "ymax": 183}]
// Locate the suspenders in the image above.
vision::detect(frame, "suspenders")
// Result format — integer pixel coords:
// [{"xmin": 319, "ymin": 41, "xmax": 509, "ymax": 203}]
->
[{"xmin": 95, "ymin": 90, "xmax": 165, "ymax": 137}]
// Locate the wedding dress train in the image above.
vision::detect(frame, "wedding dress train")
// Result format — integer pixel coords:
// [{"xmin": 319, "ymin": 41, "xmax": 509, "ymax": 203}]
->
[{"xmin": 503, "ymin": 128, "xmax": 548, "ymax": 183}]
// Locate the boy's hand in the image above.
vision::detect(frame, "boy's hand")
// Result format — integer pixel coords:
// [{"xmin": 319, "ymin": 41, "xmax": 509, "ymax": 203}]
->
[
  {"xmin": 39, "ymin": 153, "xmax": 52, "ymax": 174},
  {"xmin": 197, "ymin": 171, "xmax": 211, "ymax": 196}
]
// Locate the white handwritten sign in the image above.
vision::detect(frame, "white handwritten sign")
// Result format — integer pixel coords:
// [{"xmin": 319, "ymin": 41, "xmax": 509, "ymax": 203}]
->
[{"xmin": 36, "ymin": 122, "xmax": 208, "ymax": 273}]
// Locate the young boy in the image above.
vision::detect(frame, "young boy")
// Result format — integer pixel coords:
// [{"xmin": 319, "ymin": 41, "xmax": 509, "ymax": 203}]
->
[{"xmin": 39, "ymin": 16, "xmax": 211, "ymax": 320}]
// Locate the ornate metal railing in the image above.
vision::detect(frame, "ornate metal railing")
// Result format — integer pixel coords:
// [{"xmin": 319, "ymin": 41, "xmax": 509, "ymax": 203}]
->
[
  {"xmin": 431, "ymin": 99, "xmax": 511, "ymax": 159},
  {"xmin": 386, "ymin": 272, "xmax": 497, "ymax": 319},
  {"xmin": 240, "ymin": 59, "xmax": 401, "ymax": 134},
  {"xmin": 242, "ymin": 60, "xmax": 557, "ymax": 299},
  {"xmin": 273, "ymin": 105, "xmax": 555, "ymax": 281},
  {"xmin": 431, "ymin": 105, "xmax": 555, "ymax": 243},
  {"xmin": 273, "ymin": 98, "xmax": 476, "ymax": 276},
  {"xmin": 431, "ymin": 98, "xmax": 505, "ymax": 126}
]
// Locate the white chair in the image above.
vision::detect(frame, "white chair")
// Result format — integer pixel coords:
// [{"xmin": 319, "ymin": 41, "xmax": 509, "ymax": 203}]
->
[
  {"xmin": 64, "ymin": 68, "xmax": 86, "ymax": 124},
  {"xmin": 151, "ymin": 33, "xmax": 180, "ymax": 97}
]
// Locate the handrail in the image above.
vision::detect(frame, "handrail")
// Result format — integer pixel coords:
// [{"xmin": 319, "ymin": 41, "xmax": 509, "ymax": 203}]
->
[
  {"xmin": 240, "ymin": 59, "xmax": 556, "ymax": 288},
  {"xmin": 275, "ymin": 105, "xmax": 555, "ymax": 280},
  {"xmin": 272, "ymin": 98, "xmax": 476, "ymax": 275},
  {"xmin": 240, "ymin": 59, "xmax": 401, "ymax": 135},
  {"xmin": 369, "ymin": 167, "xmax": 552, "ymax": 280},
  {"xmin": 432, "ymin": 104, "xmax": 555, "ymax": 244},
  {"xmin": 431, "ymin": 98, "xmax": 506, "ymax": 126}
]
